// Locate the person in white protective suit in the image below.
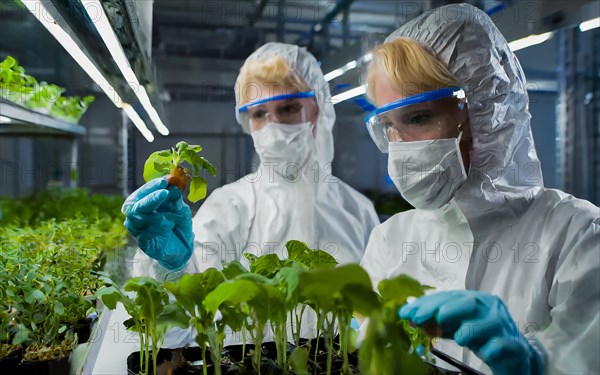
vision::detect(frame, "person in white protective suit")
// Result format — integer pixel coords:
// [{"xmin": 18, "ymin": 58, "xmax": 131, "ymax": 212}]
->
[
  {"xmin": 359, "ymin": 3, "xmax": 599, "ymax": 374},
  {"xmin": 123, "ymin": 42, "xmax": 379, "ymax": 345}
]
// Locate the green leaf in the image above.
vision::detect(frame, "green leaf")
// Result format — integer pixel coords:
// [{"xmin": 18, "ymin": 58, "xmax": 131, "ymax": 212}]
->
[
  {"xmin": 203, "ymin": 278, "xmax": 261, "ymax": 315},
  {"xmin": 299, "ymin": 264, "xmax": 373, "ymax": 310},
  {"xmin": 274, "ymin": 262, "xmax": 304, "ymax": 306},
  {"xmin": 378, "ymin": 274, "xmax": 432, "ymax": 307},
  {"xmin": 341, "ymin": 284, "xmax": 381, "ymax": 316},
  {"xmin": 95, "ymin": 286, "xmax": 124, "ymax": 310},
  {"xmin": 53, "ymin": 301, "xmax": 65, "ymax": 315},
  {"xmin": 24, "ymin": 289, "xmax": 45, "ymax": 304},
  {"xmin": 285, "ymin": 240, "xmax": 312, "ymax": 265},
  {"xmin": 288, "ymin": 347, "xmax": 309, "ymax": 375},
  {"xmin": 310, "ymin": 250, "xmax": 338, "ymax": 270},
  {"xmin": 143, "ymin": 150, "xmax": 173, "ymax": 181},
  {"xmin": 175, "ymin": 141, "xmax": 189, "ymax": 152},
  {"xmin": 12, "ymin": 324, "xmax": 33, "ymax": 345},
  {"xmin": 191, "ymin": 154, "xmax": 217, "ymax": 176},
  {"xmin": 124, "ymin": 277, "xmax": 168, "ymax": 322},
  {"xmin": 221, "ymin": 261, "xmax": 249, "ymax": 280},
  {"xmin": 188, "ymin": 176, "xmax": 207, "ymax": 203},
  {"xmin": 164, "ymin": 269, "xmax": 224, "ymax": 315},
  {"xmin": 156, "ymin": 303, "xmax": 189, "ymax": 335},
  {"xmin": 249, "ymin": 253, "xmax": 282, "ymax": 278}
]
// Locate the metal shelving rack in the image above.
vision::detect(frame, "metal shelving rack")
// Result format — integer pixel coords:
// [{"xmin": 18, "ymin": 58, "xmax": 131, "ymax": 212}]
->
[
  {"xmin": 0, "ymin": 98, "xmax": 86, "ymax": 136},
  {"xmin": 0, "ymin": 98, "xmax": 85, "ymax": 192}
]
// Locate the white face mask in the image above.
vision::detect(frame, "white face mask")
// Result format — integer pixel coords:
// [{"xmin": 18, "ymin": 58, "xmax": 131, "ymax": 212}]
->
[
  {"xmin": 387, "ymin": 133, "xmax": 467, "ymax": 210},
  {"xmin": 251, "ymin": 122, "xmax": 315, "ymax": 170}
]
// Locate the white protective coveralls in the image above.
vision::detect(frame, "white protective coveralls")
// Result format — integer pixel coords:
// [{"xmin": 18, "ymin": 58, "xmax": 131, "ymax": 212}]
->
[
  {"xmin": 134, "ymin": 43, "xmax": 379, "ymax": 346},
  {"xmin": 360, "ymin": 4, "xmax": 600, "ymax": 374}
]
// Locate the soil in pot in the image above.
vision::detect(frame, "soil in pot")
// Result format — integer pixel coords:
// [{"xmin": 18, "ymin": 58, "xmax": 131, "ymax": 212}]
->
[{"xmin": 127, "ymin": 347, "xmax": 228, "ymax": 375}]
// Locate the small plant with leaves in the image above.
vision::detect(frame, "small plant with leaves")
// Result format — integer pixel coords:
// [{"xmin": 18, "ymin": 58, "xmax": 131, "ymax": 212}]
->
[
  {"xmin": 50, "ymin": 95, "xmax": 95, "ymax": 123},
  {"xmin": 164, "ymin": 269, "xmax": 226, "ymax": 375},
  {"xmin": 24, "ymin": 82, "xmax": 65, "ymax": 113},
  {"xmin": 143, "ymin": 141, "xmax": 217, "ymax": 203},
  {"xmin": 359, "ymin": 274, "xmax": 433, "ymax": 375},
  {"xmin": 96, "ymin": 277, "xmax": 188, "ymax": 375},
  {"xmin": 0, "ymin": 55, "xmax": 36, "ymax": 104}
]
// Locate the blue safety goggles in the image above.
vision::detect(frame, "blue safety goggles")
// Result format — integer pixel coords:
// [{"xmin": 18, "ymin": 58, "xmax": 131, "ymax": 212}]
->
[
  {"xmin": 365, "ymin": 87, "xmax": 466, "ymax": 152},
  {"xmin": 238, "ymin": 91, "xmax": 316, "ymax": 133}
]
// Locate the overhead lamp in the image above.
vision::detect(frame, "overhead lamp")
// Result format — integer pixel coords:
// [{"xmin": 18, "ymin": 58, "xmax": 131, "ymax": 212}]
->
[
  {"xmin": 508, "ymin": 31, "xmax": 554, "ymax": 52},
  {"xmin": 332, "ymin": 85, "xmax": 366, "ymax": 104},
  {"xmin": 324, "ymin": 53, "xmax": 373, "ymax": 82},
  {"xmin": 579, "ymin": 17, "xmax": 600, "ymax": 32},
  {"xmin": 122, "ymin": 104, "xmax": 155, "ymax": 142},
  {"xmin": 81, "ymin": 0, "xmax": 169, "ymax": 136},
  {"xmin": 0, "ymin": 116, "xmax": 13, "ymax": 124},
  {"xmin": 22, "ymin": 0, "xmax": 155, "ymax": 142}
]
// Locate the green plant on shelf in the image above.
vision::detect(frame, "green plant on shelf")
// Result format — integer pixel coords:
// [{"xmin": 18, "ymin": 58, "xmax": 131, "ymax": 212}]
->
[
  {"xmin": 0, "ymin": 188, "xmax": 128, "ymax": 363},
  {"xmin": 24, "ymin": 82, "xmax": 66, "ymax": 114},
  {"xmin": 50, "ymin": 95, "xmax": 95, "ymax": 123},
  {"xmin": 0, "ymin": 55, "xmax": 37, "ymax": 104}
]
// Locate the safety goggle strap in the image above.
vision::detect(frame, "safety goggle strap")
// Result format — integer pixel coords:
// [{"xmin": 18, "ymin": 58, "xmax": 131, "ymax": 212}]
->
[{"xmin": 239, "ymin": 91, "xmax": 316, "ymax": 113}]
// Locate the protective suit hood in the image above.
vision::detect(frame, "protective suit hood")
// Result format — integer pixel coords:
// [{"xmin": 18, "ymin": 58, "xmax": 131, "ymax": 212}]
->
[
  {"xmin": 385, "ymin": 3, "xmax": 543, "ymax": 225},
  {"xmin": 234, "ymin": 42, "xmax": 336, "ymax": 166}
]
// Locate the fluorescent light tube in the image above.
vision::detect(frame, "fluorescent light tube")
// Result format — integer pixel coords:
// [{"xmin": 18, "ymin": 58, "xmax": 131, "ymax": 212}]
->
[
  {"xmin": 122, "ymin": 104, "xmax": 155, "ymax": 142},
  {"xmin": 508, "ymin": 32, "xmax": 554, "ymax": 51},
  {"xmin": 324, "ymin": 52, "xmax": 375, "ymax": 82},
  {"xmin": 23, "ymin": 1, "xmax": 155, "ymax": 142},
  {"xmin": 324, "ymin": 68, "xmax": 345, "ymax": 81},
  {"xmin": 22, "ymin": 1, "xmax": 123, "ymax": 108},
  {"xmin": 579, "ymin": 17, "xmax": 600, "ymax": 32},
  {"xmin": 332, "ymin": 85, "xmax": 366, "ymax": 104},
  {"xmin": 81, "ymin": 0, "xmax": 169, "ymax": 136}
]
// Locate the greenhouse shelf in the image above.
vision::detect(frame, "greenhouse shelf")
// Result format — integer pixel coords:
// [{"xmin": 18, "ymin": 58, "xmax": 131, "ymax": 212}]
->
[{"xmin": 0, "ymin": 98, "xmax": 86, "ymax": 136}]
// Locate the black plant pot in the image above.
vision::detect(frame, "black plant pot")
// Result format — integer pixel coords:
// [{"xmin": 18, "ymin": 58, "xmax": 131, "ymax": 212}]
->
[
  {"xmin": 73, "ymin": 317, "xmax": 94, "ymax": 344},
  {"xmin": 17, "ymin": 355, "xmax": 70, "ymax": 375},
  {"xmin": 0, "ymin": 351, "xmax": 23, "ymax": 373},
  {"xmin": 126, "ymin": 347, "xmax": 228, "ymax": 375}
]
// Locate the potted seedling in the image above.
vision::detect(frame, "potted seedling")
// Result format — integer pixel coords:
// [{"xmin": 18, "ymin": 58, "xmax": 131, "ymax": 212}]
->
[
  {"xmin": 359, "ymin": 274, "xmax": 432, "ymax": 375},
  {"xmin": 1, "ymin": 188, "xmax": 128, "ymax": 373},
  {"xmin": 298, "ymin": 264, "xmax": 380, "ymax": 374},
  {"xmin": 97, "ymin": 277, "xmax": 189, "ymax": 375},
  {"xmin": 163, "ymin": 269, "xmax": 226, "ymax": 375},
  {"xmin": 143, "ymin": 141, "xmax": 217, "ymax": 203}
]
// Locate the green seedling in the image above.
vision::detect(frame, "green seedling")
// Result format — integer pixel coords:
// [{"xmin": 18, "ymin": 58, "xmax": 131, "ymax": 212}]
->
[{"xmin": 143, "ymin": 141, "xmax": 217, "ymax": 203}]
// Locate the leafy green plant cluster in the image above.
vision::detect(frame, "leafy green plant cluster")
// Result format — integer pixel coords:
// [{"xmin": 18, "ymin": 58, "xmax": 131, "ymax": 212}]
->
[
  {"xmin": 49, "ymin": 95, "xmax": 95, "ymax": 123},
  {"xmin": 0, "ymin": 55, "xmax": 36, "ymax": 104},
  {"xmin": 0, "ymin": 55, "xmax": 95, "ymax": 123},
  {"xmin": 98, "ymin": 240, "xmax": 432, "ymax": 375},
  {"xmin": 0, "ymin": 188, "xmax": 128, "ymax": 362},
  {"xmin": 144, "ymin": 141, "xmax": 217, "ymax": 203}
]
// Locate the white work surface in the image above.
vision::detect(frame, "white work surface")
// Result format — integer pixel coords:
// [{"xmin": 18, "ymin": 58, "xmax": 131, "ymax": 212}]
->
[{"xmin": 86, "ymin": 303, "xmax": 138, "ymax": 375}]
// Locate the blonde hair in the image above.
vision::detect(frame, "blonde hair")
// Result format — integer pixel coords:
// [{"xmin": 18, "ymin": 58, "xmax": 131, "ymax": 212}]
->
[
  {"xmin": 236, "ymin": 55, "xmax": 311, "ymax": 105},
  {"xmin": 365, "ymin": 38, "xmax": 458, "ymax": 101}
]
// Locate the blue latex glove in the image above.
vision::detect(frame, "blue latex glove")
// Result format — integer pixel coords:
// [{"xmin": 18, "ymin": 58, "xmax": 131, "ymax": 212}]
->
[
  {"xmin": 399, "ymin": 290, "xmax": 542, "ymax": 375},
  {"xmin": 122, "ymin": 178, "xmax": 194, "ymax": 271}
]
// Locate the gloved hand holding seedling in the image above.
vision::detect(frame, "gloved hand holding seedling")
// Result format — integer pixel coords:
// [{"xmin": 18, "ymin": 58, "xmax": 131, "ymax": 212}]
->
[
  {"xmin": 143, "ymin": 141, "xmax": 216, "ymax": 202},
  {"xmin": 122, "ymin": 141, "xmax": 217, "ymax": 271}
]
